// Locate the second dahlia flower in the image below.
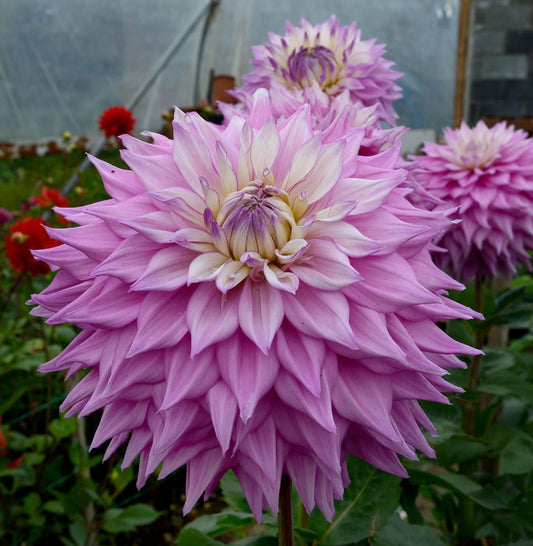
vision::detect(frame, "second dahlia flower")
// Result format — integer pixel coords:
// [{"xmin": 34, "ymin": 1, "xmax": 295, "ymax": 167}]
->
[
  {"xmin": 31, "ymin": 89, "xmax": 477, "ymax": 521},
  {"xmin": 98, "ymin": 105, "xmax": 136, "ymax": 139},
  {"xmin": 5, "ymin": 217, "xmax": 60, "ymax": 276},
  {"xmin": 410, "ymin": 120, "xmax": 533, "ymax": 283},
  {"xmin": 232, "ymin": 15, "xmax": 403, "ymax": 125}
]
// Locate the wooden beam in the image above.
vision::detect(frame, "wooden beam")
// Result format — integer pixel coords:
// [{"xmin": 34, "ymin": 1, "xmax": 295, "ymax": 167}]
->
[{"xmin": 454, "ymin": 0, "xmax": 473, "ymax": 127}]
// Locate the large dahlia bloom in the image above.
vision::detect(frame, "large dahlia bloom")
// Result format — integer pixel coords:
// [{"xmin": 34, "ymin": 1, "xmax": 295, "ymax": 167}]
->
[
  {"xmin": 231, "ymin": 15, "xmax": 403, "ymax": 125},
  {"xmin": 410, "ymin": 120, "xmax": 533, "ymax": 283},
  {"xmin": 31, "ymin": 90, "xmax": 478, "ymax": 521}
]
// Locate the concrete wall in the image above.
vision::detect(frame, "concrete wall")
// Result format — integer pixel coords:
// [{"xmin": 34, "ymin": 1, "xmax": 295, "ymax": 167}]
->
[{"xmin": 469, "ymin": 0, "xmax": 533, "ymax": 122}]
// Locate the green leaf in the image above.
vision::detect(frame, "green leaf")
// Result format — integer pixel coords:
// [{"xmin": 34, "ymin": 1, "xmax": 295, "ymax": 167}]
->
[
  {"xmin": 232, "ymin": 538, "xmax": 278, "ymax": 546},
  {"xmin": 68, "ymin": 520, "xmax": 88, "ymax": 546},
  {"xmin": 373, "ymin": 514, "xmax": 446, "ymax": 546},
  {"xmin": 177, "ymin": 527, "xmax": 224, "ymax": 546},
  {"xmin": 310, "ymin": 456, "xmax": 401, "ymax": 545},
  {"xmin": 24, "ymin": 491, "xmax": 41, "ymax": 516},
  {"xmin": 50, "ymin": 416, "xmax": 78, "ymax": 440},
  {"xmin": 0, "ymin": 386, "xmax": 26, "ymax": 415},
  {"xmin": 42, "ymin": 500, "xmax": 65, "ymax": 515},
  {"xmin": 220, "ymin": 470, "xmax": 252, "ymax": 513},
  {"xmin": 433, "ymin": 434, "xmax": 489, "ymax": 466},
  {"xmin": 408, "ymin": 470, "xmax": 507, "ymax": 510},
  {"xmin": 102, "ymin": 503, "xmax": 161, "ymax": 533},
  {"xmin": 478, "ymin": 371, "xmax": 533, "ymax": 403},
  {"xmin": 500, "ymin": 435, "xmax": 533, "ymax": 475}
]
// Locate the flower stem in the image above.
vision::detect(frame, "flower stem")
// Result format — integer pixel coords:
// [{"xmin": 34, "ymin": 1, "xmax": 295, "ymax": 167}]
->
[
  {"xmin": 458, "ymin": 278, "xmax": 485, "ymax": 540},
  {"xmin": 278, "ymin": 475, "xmax": 294, "ymax": 546}
]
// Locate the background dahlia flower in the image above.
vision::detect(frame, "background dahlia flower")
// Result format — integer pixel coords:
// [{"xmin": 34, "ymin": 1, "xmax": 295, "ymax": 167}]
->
[
  {"xmin": 221, "ymin": 87, "xmax": 406, "ymax": 157},
  {"xmin": 98, "ymin": 105, "xmax": 136, "ymax": 139},
  {"xmin": 5, "ymin": 216, "xmax": 60, "ymax": 276},
  {"xmin": 231, "ymin": 15, "xmax": 403, "ymax": 125},
  {"xmin": 31, "ymin": 89, "xmax": 478, "ymax": 521},
  {"xmin": 409, "ymin": 120, "xmax": 533, "ymax": 283}
]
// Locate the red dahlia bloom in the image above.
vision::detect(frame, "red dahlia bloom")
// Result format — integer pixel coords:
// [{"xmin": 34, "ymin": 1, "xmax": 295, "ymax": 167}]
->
[
  {"xmin": 33, "ymin": 187, "xmax": 68, "ymax": 209},
  {"xmin": 98, "ymin": 106, "xmax": 136, "ymax": 138},
  {"xmin": 33, "ymin": 187, "xmax": 69, "ymax": 225},
  {"xmin": 5, "ymin": 217, "xmax": 60, "ymax": 276}
]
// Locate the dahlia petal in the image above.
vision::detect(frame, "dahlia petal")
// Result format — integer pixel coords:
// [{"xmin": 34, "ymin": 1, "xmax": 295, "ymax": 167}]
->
[
  {"xmin": 47, "ymin": 277, "xmax": 142, "ymax": 329},
  {"xmin": 344, "ymin": 254, "xmax": 440, "ymax": 312},
  {"xmin": 183, "ymin": 448, "xmax": 228, "ymax": 514},
  {"xmin": 187, "ymin": 283, "xmax": 239, "ymax": 356},
  {"xmin": 161, "ymin": 344, "xmax": 218, "ymax": 410},
  {"xmin": 286, "ymin": 453, "xmax": 317, "ymax": 514},
  {"xmin": 122, "ymin": 426, "xmax": 152, "ymax": 469},
  {"xmin": 284, "ymin": 285, "xmax": 357, "ymax": 348},
  {"xmin": 173, "ymin": 227, "xmax": 216, "ymax": 253},
  {"xmin": 251, "ymin": 119, "xmax": 280, "ymax": 177},
  {"xmin": 188, "ymin": 252, "xmax": 229, "ymax": 284},
  {"xmin": 275, "ymin": 369, "xmax": 336, "ymax": 432},
  {"xmin": 216, "ymin": 260, "xmax": 250, "ymax": 293},
  {"xmin": 289, "ymin": 141, "xmax": 344, "ymax": 204},
  {"xmin": 217, "ymin": 335, "xmax": 279, "ymax": 423},
  {"xmin": 239, "ymin": 416, "xmax": 278, "ymax": 485},
  {"xmin": 93, "ymin": 235, "xmax": 158, "ymax": 283},
  {"xmin": 152, "ymin": 401, "xmax": 204, "ymax": 455},
  {"xmin": 89, "ymin": 154, "xmax": 144, "ymax": 200},
  {"xmin": 32, "ymin": 244, "xmax": 95, "ymax": 279},
  {"xmin": 404, "ymin": 319, "xmax": 481, "ymax": 356},
  {"xmin": 128, "ymin": 291, "xmax": 189, "ymax": 356},
  {"xmin": 122, "ymin": 148, "xmax": 181, "ymax": 192},
  {"xmin": 149, "ymin": 187, "xmax": 205, "ymax": 227},
  {"xmin": 274, "ymin": 405, "xmax": 341, "ymax": 475},
  {"xmin": 206, "ymin": 381, "xmax": 238, "ymax": 454},
  {"xmin": 120, "ymin": 211, "xmax": 177, "ymax": 243},
  {"xmin": 335, "ymin": 174, "xmax": 403, "ymax": 214},
  {"xmin": 333, "ymin": 365, "xmax": 400, "ymax": 442},
  {"xmin": 263, "ymin": 263, "xmax": 299, "ymax": 293},
  {"xmin": 275, "ymin": 325, "xmax": 325, "ymax": 397},
  {"xmin": 91, "ymin": 400, "xmax": 149, "ymax": 449},
  {"xmin": 45, "ymin": 224, "xmax": 121, "ymax": 262},
  {"xmin": 39, "ymin": 329, "xmax": 104, "ymax": 373},
  {"xmin": 345, "ymin": 433, "xmax": 408, "ymax": 478},
  {"xmin": 281, "ymin": 134, "xmax": 322, "ymax": 190},
  {"xmin": 132, "ymin": 247, "xmax": 196, "ymax": 291},
  {"xmin": 239, "ymin": 279, "xmax": 283, "ymax": 353},
  {"xmin": 290, "ymin": 238, "xmax": 360, "ymax": 290},
  {"xmin": 307, "ymin": 220, "xmax": 381, "ymax": 257},
  {"xmin": 348, "ymin": 306, "xmax": 406, "ymax": 360}
]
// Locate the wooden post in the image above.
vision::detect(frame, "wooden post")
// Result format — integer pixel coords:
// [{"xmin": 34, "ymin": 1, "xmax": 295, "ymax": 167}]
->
[{"xmin": 454, "ymin": 0, "xmax": 473, "ymax": 127}]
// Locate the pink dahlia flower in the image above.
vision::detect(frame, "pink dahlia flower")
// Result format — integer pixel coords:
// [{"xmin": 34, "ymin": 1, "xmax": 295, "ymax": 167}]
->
[
  {"xmin": 410, "ymin": 120, "xmax": 533, "ymax": 283},
  {"xmin": 221, "ymin": 87, "xmax": 406, "ymax": 157},
  {"xmin": 31, "ymin": 89, "xmax": 478, "ymax": 521},
  {"xmin": 231, "ymin": 15, "xmax": 403, "ymax": 125}
]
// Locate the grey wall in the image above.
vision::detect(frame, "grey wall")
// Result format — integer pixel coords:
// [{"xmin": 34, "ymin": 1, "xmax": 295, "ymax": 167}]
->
[{"xmin": 469, "ymin": 0, "xmax": 533, "ymax": 122}]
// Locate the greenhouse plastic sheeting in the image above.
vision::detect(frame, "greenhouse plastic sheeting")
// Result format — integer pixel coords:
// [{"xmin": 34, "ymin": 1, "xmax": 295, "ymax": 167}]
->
[{"xmin": 0, "ymin": 0, "xmax": 459, "ymax": 141}]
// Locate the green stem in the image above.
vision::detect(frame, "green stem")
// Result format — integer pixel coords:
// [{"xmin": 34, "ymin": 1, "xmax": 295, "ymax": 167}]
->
[
  {"xmin": 278, "ymin": 475, "xmax": 294, "ymax": 546},
  {"xmin": 458, "ymin": 278, "xmax": 485, "ymax": 540}
]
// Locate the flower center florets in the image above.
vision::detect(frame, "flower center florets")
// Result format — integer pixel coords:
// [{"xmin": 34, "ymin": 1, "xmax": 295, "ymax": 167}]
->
[
  {"xmin": 453, "ymin": 135, "xmax": 502, "ymax": 170},
  {"xmin": 286, "ymin": 45, "xmax": 340, "ymax": 91},
  {"xmin": 216, "ymin": 181, "xmax": 297, "ymax": 261}
]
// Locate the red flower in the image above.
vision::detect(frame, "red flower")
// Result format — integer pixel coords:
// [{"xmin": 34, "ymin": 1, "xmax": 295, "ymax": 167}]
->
[
  {"xmin": 7, "ymin": 454, "xmax": 24, "ymax": 469},
  {"xmin": 32, "ymin": 187, "xmax": 69, "ymax": 225},
  {"xmin": 0, "ymin": 418, "xmax": 25, "ymax": 469},
  {"xmin": 4, "ymin": 217, "xmax": 60, "ymax": 276},
  {"xmin": 98, "ymin": 105, "xmax": 136, "ymax": 138}
]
